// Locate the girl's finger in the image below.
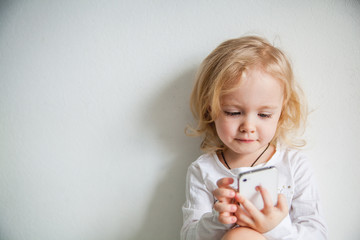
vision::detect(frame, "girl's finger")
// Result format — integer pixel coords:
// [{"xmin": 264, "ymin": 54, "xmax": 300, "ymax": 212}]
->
[
  {"xmin": 256, "ymin": 185, "xmax": 273, "ymax": 209},
  {"xmin": 216, "ymin": 177, "xmax": 234, "ymax": 188},
  {"xmin": 213, "ymin": 188, "xmax": 235, "ymax": 201},
  {"xmin": 218, "ymin": 213, "xmax": 237, "ymax": 224},
  {"xmin": 236, "ymin": 206, "xmax": 255, "ymax": 228},
  {"xmin": 214, "ymin": 201, "xmax": 237, "ymax": 214},
  {"xmin": 237, "ymin": 211, "xmax": 254, "ymax": 227},
  {"xmin": 235, "ymin": 193, "xmax": 262, "ymax": 220},
  {"xmin": 235, "ymin": 204, "xmax": 252, "ymax": 219}
]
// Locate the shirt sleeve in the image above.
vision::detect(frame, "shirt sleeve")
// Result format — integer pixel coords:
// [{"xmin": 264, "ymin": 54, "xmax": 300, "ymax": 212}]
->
[
  {"xmin": 180, "ymin": 163, "xmax": 233, "ymax": 240},
  {"xmin": 263, "ymin": 153, "xmax": 328, "ymax": 240}
]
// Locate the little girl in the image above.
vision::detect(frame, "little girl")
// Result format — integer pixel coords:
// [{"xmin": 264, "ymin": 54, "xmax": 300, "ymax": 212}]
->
[{"xmin": 181, "ymin": 36, "xmax": 327, "ymax": 240}]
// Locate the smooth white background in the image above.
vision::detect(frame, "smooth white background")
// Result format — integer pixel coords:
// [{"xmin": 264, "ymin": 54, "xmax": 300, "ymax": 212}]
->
[{"xmin": 1, "ymin": 1, "xmax": 359, "ymax": 239}]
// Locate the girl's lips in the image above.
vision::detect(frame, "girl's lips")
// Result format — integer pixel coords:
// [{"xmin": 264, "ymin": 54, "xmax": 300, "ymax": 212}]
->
[{"xmin": 237, "ymin": 139, "xmax": 255, "ymax": 143}]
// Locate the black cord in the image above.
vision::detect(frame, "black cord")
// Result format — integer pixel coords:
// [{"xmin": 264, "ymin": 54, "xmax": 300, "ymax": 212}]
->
[
  {"xmin": 221, "ymin": 151, "xmax": 231, "ymax": 169},
  {"xmin": 221, "ymin": 143, "xmax": 271, "ymax": 170},
  {"xmin": 250, "ymin": 143, "xmax": 270, "ymax": 167}
]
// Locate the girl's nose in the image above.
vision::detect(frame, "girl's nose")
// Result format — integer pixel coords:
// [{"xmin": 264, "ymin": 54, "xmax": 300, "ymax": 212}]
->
[{"xmin": 239, "ymin": 118, "xmax": 256, "ymax": 133}]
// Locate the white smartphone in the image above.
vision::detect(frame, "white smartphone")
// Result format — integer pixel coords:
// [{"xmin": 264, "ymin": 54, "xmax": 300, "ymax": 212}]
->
[{"xmin": 238, "ymin": 166, "xmax": 278, "ymax": 209}]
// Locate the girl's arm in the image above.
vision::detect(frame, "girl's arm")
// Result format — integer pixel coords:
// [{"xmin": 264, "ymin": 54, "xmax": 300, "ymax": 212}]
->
[
  {"xmin": 181, "ymin": 164, "xmax": 234, "ymax": 240},
  {"xmin": 262, "ymin": 153, "xmax": 328, "ymax": 240}
]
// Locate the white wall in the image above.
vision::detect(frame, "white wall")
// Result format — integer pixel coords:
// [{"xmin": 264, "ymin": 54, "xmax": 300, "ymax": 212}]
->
[{"xmin": 1, "ymin": 1, "xmax": 359, "ymax": 239}]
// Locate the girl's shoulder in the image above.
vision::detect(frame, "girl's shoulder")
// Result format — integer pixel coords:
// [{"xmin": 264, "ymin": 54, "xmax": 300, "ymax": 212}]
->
[
  {"xmin": 275, "ymin": 143, "xmax": 308, "ymax": 160},
  {"xmin": 187, "ymin": 152, "xmax": 230, "ymax": 177},
  {"xmin": 273, "ymin": 145, "xmax": 313, "ymax": 173},
  {"xmin": 188, "ymin": 152, "xmax": 218, "ymax": 170}
]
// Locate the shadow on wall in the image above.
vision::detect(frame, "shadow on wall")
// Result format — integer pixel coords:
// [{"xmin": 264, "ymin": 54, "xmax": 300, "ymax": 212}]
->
[{"xmin": 129, "ymin": 68, "xmax": 202, "ymax": 240}]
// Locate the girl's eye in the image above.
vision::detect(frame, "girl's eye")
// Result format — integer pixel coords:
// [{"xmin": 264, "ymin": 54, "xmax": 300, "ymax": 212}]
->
[
  {"xmin": 224, "ymin": 111, "xmax": 241, "ymax": 116},
  {"xmin": 258, "ymin": 113, "xmax": 272, "ymax": 118}
]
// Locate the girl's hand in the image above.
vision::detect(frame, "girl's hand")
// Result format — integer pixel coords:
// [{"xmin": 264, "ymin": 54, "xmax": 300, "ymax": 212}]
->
[
  {"xmin": 234, "ymin": 185, "xmax": 288, "ymax": 233},
  {"xmin": 213, "ymin": 177, "xmax": 238, "ymax": 224}
]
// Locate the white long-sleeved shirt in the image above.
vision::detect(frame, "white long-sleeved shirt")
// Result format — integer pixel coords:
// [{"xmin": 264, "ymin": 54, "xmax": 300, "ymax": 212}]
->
[{"xmin": 181, "ymin": 146, "xmax": 327, "ymax": 240}]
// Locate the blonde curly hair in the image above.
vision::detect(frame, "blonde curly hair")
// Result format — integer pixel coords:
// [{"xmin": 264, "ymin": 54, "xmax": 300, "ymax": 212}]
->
[{"xmin": 187, "ymin": 36, "xmax": 307, "ymax": 153}]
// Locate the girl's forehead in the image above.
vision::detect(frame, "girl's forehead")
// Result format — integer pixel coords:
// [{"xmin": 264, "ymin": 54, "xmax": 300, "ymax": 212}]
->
[
  {"xmin": 220, "ymin": 69, "xmax": 284, "ymax": 106},
  {"xmin": 223, "ymin": 68, "xmax": 284, "ymax": 94}
]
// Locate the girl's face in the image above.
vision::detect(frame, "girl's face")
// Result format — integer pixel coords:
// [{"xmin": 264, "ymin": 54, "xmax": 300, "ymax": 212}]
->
[{"xmin": 214, "ymin": 67, "xmax": 283, "ymax": 159}]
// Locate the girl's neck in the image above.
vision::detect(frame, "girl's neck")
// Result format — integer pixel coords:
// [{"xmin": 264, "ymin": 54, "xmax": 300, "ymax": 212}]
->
[{"xmin": 220, "ymin": 144, "xmax": 276, "ymax": 169}]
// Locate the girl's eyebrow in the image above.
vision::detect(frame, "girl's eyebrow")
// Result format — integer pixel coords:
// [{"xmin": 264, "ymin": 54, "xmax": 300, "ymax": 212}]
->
[
  {"xmin": 221, "ymin": 102, "xmax": 280, "ymax": 110},
  {"xmin": 259, "ymin": 105, "xmax": 280, "ymax": 110}
]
